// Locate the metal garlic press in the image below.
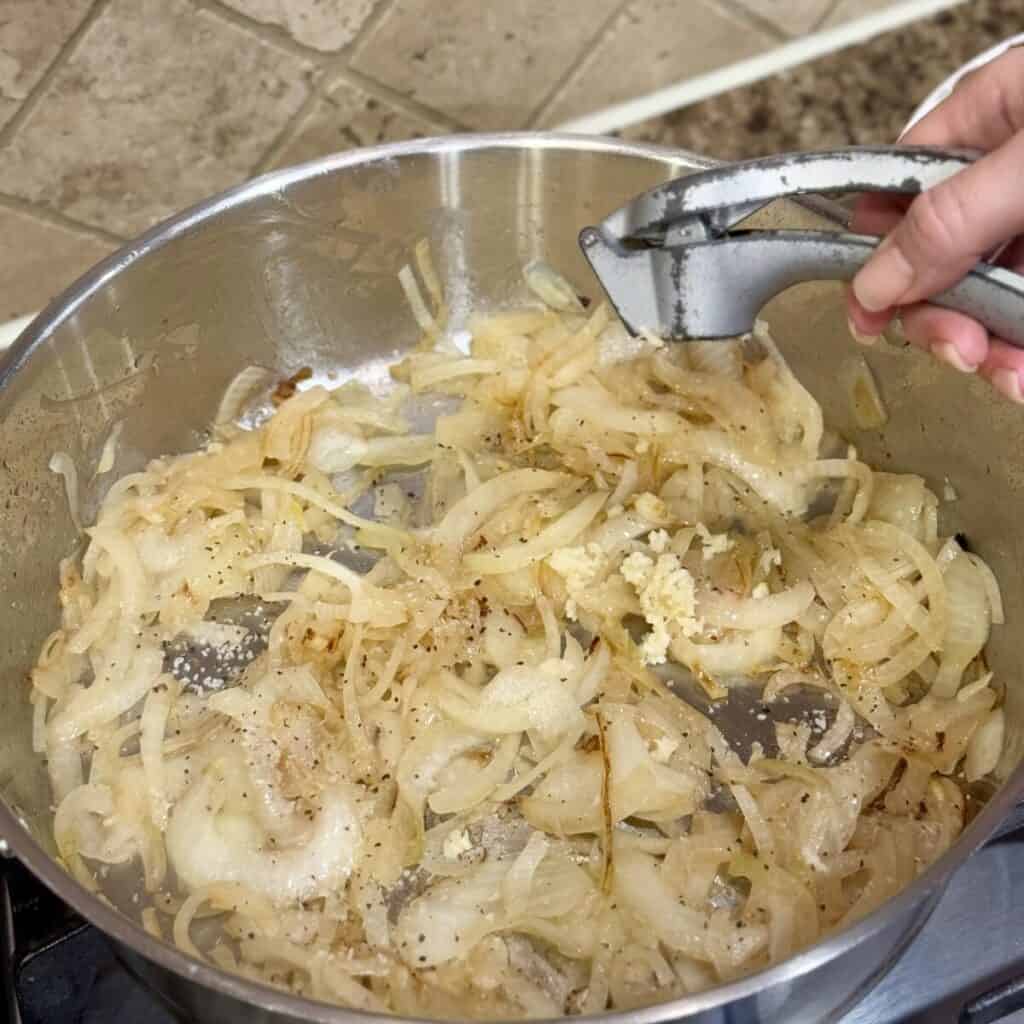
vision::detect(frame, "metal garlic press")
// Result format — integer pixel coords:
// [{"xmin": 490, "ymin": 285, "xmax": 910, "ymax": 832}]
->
[{"xmin": 580, "ymin": 145, "xmax": 1024, "ymax": 347}]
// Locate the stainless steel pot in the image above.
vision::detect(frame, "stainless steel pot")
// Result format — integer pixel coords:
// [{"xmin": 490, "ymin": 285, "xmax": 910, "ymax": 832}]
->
[{"xmin": 0, "ymin": 134, "xmax": 1022, "ymax": 1024}]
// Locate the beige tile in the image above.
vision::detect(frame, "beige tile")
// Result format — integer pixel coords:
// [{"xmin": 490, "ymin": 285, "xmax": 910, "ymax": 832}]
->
[
  {"xmin": 0, "ymin": 0, "xmax": 314, "ymax": 237},
  {"xmin": 0, "ymin": 0, "xmax": 93, "ymax": 129},
  {"xmin": 540, "ymin": 0, "xmax": 776, "ymax": 127},
  {"xmin": 823, "ymin": 0, "xmax": 905, "ymax": 26},
  {"xmin": 0, "ymin": 205, "xmax": 113, "ymax": 320},
  {"xmin": 732, "ymin": 0, "xmax": 832, "ymax": 36},
  {"xmin": 350, "ymin": 0, "xmax": 623, "ymax": 129},
  {"xmin": 219, "ymin": 0, "xmax": 377, "ymax": 52},
  {"xmin": 274, "ymin": 78, "xmax": 442, "ymax": 167}
]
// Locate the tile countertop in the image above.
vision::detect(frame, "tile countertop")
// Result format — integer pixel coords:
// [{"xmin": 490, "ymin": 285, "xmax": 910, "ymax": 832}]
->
[
  {"xmin": 622, "ymin": 0, "xmax": 1018, "ymax": 160},
  {"xmin": 0, "ymin": 0, "xmax": 1016, "ymax": 350}
]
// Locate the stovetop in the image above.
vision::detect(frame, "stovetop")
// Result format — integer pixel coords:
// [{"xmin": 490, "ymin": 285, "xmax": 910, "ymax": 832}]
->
[{"xmin": 3, "ymin": 835, "xmax": 1024, "ymax": 1024}]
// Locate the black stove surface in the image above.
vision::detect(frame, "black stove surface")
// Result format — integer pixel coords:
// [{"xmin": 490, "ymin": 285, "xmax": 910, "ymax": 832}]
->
[
  {"xmin": 3, "ymin": 836, "xmax": 1024, "ymax": 1024},
  {"xmin": 1, "ymin": 859, "xmax": 176, "ymax": 1024}
]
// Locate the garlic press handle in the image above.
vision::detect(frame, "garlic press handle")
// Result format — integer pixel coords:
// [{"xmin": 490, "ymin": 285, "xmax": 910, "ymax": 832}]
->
[
  {"xmin": 604, "ymin": 145, "xmax": 976, "ymax": 241},
  {"xmin": 579, "ymin": 229, "xmax": 1024, "ymax": 347},
  {"xmin": 583, "ymin": 144, "xmax": 1024, "ymax": 346}
]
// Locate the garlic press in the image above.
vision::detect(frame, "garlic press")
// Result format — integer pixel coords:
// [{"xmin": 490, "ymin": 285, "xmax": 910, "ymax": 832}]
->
[{"xmin": 579, "ymin": 145, "xmax": 1024, "ymax": 347}]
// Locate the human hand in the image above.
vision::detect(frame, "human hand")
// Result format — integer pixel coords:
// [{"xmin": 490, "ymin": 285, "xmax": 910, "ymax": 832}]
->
[{"xmin": 846, "ymin": 46, "xmax": 1024, "ymax": 400}]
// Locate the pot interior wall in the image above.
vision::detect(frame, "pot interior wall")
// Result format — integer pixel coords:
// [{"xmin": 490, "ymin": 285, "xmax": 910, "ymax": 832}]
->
[{"xmin": 0, "ymin": 140, "xmax": 1019, "ymax": 877}]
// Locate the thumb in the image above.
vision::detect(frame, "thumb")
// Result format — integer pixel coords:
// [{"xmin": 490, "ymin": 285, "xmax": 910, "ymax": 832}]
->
[{"xmin": 852, "ymin": 131, "xmax": 1024, "ymax": 313}]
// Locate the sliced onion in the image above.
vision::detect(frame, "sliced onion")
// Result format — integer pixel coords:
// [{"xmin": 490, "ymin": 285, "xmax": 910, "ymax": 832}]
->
[
  {"xmin": 214, "ymin": 366, "xmax": 274, "ymax": 426},
  {"xmin": 846, "ymin": 355, "xmax": 888, "ymax": 430},
  {"xmin": 966, "ymin": 552, "xmax": 1005, "ymax": 625},
  {"xmin": 672, "ymin": 627, "xmax": 781, "ymax": 677},
  {"xmin": 808, "ymin": 699, "xmax": 855, "ymax": 763},
  {"xmin": 698, "ymin": 581, "xmax": 814, "ymax": 630},
  {"xmin": 614, "ymin": 848, "xmax": 707, "ymax": 959},
  {"xmin": 463, "ymin": 492, "xmax": 606, "ymax": 575},
  {"xmin": 140, "ymin": 683, "xmax": 173, "ymax": 830},
  {"xmin": 965, "ymin": 708, "xmax": 1004, "ymax": 782},
  {"xmin": 428, "ymin": 734, "xmax": 520, "ymax": 814},
  {"xmin": 94, "ymin": 420, "xmax": 124, "ymax": 476},
  {"xmin": 731, "ymin": 784, "xmax": 775, "ymax": 860},
  {"xmin": 28, "ymin": 251, "xmax": 1006, "ymax": 1016},
  {"xmin": 49, "ymin": 452, "xmax": 82, "ymax": 532},
  {"xmin": 524, "ymin": 261, "xmax": 584, "ymax": 312},
  {"xmin": 399, "ymin": 263, "xmax": 438, "ymax": 336},
  {"xmin": 932, "ymin": 552, "xmax": 990, "ymax": 697},
  {"xmin": 436, "ymin": 469, "xmax": 566, "ymax": 548}
]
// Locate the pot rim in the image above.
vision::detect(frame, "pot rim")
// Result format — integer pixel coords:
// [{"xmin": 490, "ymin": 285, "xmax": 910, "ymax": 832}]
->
[{"xmin": 1, "ymin": 131, "xmax": 1021, "ymax": 1024}]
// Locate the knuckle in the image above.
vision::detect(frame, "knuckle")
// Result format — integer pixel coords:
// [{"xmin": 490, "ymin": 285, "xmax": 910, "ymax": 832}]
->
[
  {"xmin": 998, "ymin": 45, "xmax": 1024, "ymax": 81},
  {"xmin": 979, "ymin": 69, "xmax": 1024, "ymax": 136},
  {"xmin": 994, "ymin": 45, "xmax": 1024, "ymax": 96},
  {"xmin": 904, "ymin": 184, "xmax": 973, "ymax": 261},
  {"xmin": 993, "ymin": 50, "xmax": 1024, "ymax": 132},
  {"xmin": 956, "ymin": 48, "xmax": 1024, "ymax": 135}
]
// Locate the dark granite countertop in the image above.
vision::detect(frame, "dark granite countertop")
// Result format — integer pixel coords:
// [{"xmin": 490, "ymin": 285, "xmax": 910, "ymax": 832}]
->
[{"xmin": 623, "ymin": 0, "xmax": 1019, "ymax": 160}]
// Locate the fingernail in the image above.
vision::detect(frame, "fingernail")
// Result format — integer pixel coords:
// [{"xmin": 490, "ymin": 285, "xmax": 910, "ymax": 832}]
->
[
  {"xmin": 932, "ymin": 341, "xmax": 978, "ymax": 374},
  {"xmin": 991, "ymin": 368, "xmax": 1024, "ymax": 403},
  {"xmin": 852, "ymin": 235, "xmax": 916, "ymax": 313},
  {"xmin": 847, "ymin": 318, "xmax": 879, "ymax": 347}
]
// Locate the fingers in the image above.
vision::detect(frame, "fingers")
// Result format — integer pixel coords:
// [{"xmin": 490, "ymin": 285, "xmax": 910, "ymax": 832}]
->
[
  {"xmin": 900, "ymin": 304, "xmax": 989, "ymax": 370},
  {"xmin": 881, "ymin": 232, "xmax": 1024, "ymax": 380},
  {"xmin": 902, "ymin": 47, "xmax": 1024, "ymax": 150},
  {"xmin": 850, "ymin": 129, "xmax": 1024, "ymax": 313},
  {"xmin": 846, "ymin": 286, "xmax": 894, "ymax": 341},
  {"xmin": 845, "ymin": 298, "xmax": 1024, "ymax": 402},
  {"xmin": 846, "ymin": 195, "xmax": 911, "ymax": 337},
  {"xmin": 856, "ymin": 274, "xmax": 1024, "ymax": 403},
  {"xmin": 977, "ymin": 340, "xmax": 1024, "ymax": 402},
  {"xmin": 997, "ymin": 235, "xmax": 1024, "ymax": 270},
  {"xmin": 845, "ymin": 46, "xmax": 1024, "ymax": 401},
  {"xmin": 850, "ymin": 193, "xmax": 909, "ymax": 236}
]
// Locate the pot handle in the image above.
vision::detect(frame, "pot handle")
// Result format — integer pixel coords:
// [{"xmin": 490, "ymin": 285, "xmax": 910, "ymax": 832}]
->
[
  {"xmin": 961, "ymin": 973, "xmax": 1024, "ymax": 1023},
  {"xmin": 960, "ymin": 799, "xmax": 1024, "ymax": 1021},
  {"xmin": 986, "ymin": 801, "xmax": 1024, "ymax": 844}
]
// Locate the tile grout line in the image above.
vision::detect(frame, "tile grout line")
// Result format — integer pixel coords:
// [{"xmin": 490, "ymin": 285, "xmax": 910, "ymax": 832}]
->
[
  {"xmin": 335, "ymin": 0, "xmax": 470, "ymax": 134},
  {"xmin": 251, "ymin": 60, "xmax": 339, "ymax": 175},
  {"xmin": 531, "ymin": 0, "xmax": 789, "ymax": 131},
  {"xmin": 707, "ymin": 0, "xmax": 791, "ymax": 43},
  {"xmin": 555, "ymin": 0, "xmax": 967, "ymax": 133},
  {"xmin": 199, "ymin": 0, "xmax": 463, "ymax": 175},
  {"xmin": 328, "ymin": 65, "xmax": 468, "ymax": 131},
  {"xmin": 343, "ymin": 0, "xmax": 403, "ymax": 57},
  {"xmin": 192, "ymin": 0, "xmax": 332, "ymax": 61},
  {"xmin": 334, "ymin": 0, "xmax": 466, "ymax": 129},
  {"xmin": 525, "ymin": 0, "xmax": 633, "ymax": 130},
  {"xmin": 195, "ymin": 0, "xmax": 402, "ymax": 65},
  {"xmin": 252, "ymin": 60, "xmax": 466, "ymax": 176},
  {"xmin": 814, "ymin": 0, "xmax": 848, "ymax": 33},
  {"xmin": 0, "ymin": 192, "xmax": 125, "ymax": 246},
  {"xmin": 0, "ymin": 0, "xmax": 112, "ymax": 154}
]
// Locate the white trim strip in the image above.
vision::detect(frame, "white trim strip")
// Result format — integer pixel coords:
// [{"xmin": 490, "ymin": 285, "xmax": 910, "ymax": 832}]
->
[{"xmin": 555, "ymin": 0, "xmax": 966, "ymax": 135}]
